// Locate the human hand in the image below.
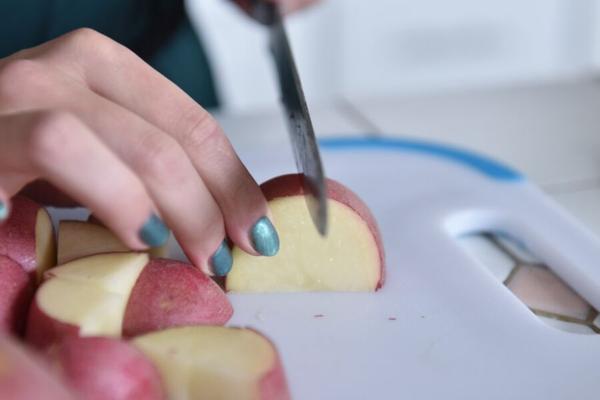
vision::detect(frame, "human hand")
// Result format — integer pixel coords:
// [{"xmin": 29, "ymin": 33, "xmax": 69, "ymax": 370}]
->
[{"xmin": 0, "ymin": 29, "xmax": 279, "ymax": 276}]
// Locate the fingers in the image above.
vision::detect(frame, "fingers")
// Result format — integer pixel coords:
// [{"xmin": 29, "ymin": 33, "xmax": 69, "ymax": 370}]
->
[
  {"xmin": 174, "ymin": 114, "xmax": 275, "ymax": 257},
  {"xmin": 0, "ymin": 56, "xmax": 232, "ymax": 274},
  {"xmin": 0, "ymin": 110, "xmax": 166, "ymax": 250},
  {"xmin": 1, "ymin": 30, "xmax": 277, "ymax": 274},
  {"xmin": 50, "ymin": 80, "xmax": 230, "ymax": 275},
  {"xmin": 31, "ymin": 29, "xmax": 276, "ymax": 257},
  {"xmin": 125, "ymin": 131, "xmax": 230, "ymax": 276}
]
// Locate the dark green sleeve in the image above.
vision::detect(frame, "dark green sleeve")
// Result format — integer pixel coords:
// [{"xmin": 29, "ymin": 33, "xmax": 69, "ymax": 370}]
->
[
  {"xmin": 148, "ymin": 16, "xmax": 220, "ymax": 110},
  {"xmin": 0, "ymin": 0, "xmax": 220, "ymax": 109}
]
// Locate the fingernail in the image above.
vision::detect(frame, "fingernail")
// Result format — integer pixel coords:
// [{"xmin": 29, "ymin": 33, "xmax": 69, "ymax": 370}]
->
[
  {"xmin": 250, "ymin": 216, "xmax": 279, "ymax": 256},
  {"xmin": 210, "ymin": 240, "xmax": 233, "ymax": 277},
  {"xmin": 138, "ymin": 214, "xmax": 170, "ymax": 247},
  {"xmin": 0, "ymin": 201, "xmax": 7, "ymax": 221}
]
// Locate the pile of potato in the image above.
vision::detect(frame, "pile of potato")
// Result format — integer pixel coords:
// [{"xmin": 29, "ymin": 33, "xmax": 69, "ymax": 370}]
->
[{"xmin": 0, "ymin": 174, "xmax": 384, "ymax": 399}]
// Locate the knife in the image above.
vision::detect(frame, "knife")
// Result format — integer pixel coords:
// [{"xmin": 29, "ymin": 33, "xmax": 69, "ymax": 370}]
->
[{"xmin": 238, "ymin": 0, "xmax": 328, "ymax": 236}]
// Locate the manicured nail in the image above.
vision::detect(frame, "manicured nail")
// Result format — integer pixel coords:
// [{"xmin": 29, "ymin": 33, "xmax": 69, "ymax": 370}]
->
[
  {"xmin": 138, "ymin": 214, "xmax": 170, "ymax": 247},
  {"xmin": 250, "ymin": 216, "xmax": 279, "ymax": 256},
  {"xmin": 0, "ymin": 201, "xmax": 7, "ymax": 221},
  {"xmin": 210, "ymin": 240, "xmax": 233, "ymax": 277}
]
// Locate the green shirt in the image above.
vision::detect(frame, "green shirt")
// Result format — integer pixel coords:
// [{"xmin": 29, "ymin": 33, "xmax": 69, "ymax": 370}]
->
[{"xmin": 0, "ymin": 0, "xmax": 220, "ymax": 108}]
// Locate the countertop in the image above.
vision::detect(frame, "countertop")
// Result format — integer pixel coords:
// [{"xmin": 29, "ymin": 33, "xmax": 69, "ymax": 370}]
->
[{"xmin": 217, "ymin": 76, "xmax": 600, "ymax": 240}]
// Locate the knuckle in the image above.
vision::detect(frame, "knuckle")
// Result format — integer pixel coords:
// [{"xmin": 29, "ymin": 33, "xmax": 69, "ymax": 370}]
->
[
  {"xmin": 135, "ymin": 135, "xmax": 190, "ymax": 185},
  {"xmin": 26, "ymin": 111, "xmax": 79, "ymax": 165},
  {"xmin": 0, "ymin": 59, "xmax": 47, "ymax": 104},
  {"xmin": 179, "ymin": 111, "xmax": 226, "ymax": 154},
  {"xmin": 64, "ymin": 28, "xmax": 105, "ymax": 47},
  {"xmin": 61, "ymin": 28, "xmax": 121, "ymax": 60}
]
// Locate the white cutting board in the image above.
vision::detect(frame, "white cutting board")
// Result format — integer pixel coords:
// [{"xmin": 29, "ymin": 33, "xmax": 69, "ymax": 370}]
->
[
  {"xmin": 216, "ymin": 137, "xmax": 600, "ymax": 400},
  {"xmin": 48, "ymin": 136, "xmax": 600, "ymax": 399}
]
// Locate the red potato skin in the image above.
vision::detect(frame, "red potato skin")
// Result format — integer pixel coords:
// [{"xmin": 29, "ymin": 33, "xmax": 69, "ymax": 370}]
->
[
  {"xmin": 0, "ymin": 256, "xmax": 34, "ymax": 335},
  {"xmin": 260, "ymin": 173, "xmax": 385, "ymax": 289},
  {"xmin": 26, "ymin": 258, "xmax": 233, "ymax": 348},
  {"xmin": 49, "ymin": 336, "xmax": 165, "ymax": 400},
  {"xmin": 0, "ymin": 196, "xmax": 48, "ymax": 276},
  {"xmin": 122, "ymin": 259, "xmax": 233, "ymax": 337},
  {"xmin": 25, "ymin": 298, "xmax": 80, "ymax": 350},
  {"xmin": 0, "ymin": 335, "xmax": 78, "ymax": 400},
  {"xmin": 257, "ymin": 334, "xmax": 291, "ymax": 400}
]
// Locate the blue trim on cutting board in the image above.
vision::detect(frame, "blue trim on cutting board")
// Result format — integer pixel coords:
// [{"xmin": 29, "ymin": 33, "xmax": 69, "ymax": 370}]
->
[{"xmin": 318, "ymin": 136, "xmax": 523, "ymax": 181}]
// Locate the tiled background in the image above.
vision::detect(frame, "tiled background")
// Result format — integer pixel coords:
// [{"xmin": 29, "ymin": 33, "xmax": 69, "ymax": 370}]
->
[{"xmin": 460, "ymin": 233, "xmax": 600, "ymax": 335}]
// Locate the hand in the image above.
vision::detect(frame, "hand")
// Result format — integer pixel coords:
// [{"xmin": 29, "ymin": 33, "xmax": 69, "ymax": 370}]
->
[{"xmin": 0, "ymin": 29, "xmax": 278, "ymax": 276}]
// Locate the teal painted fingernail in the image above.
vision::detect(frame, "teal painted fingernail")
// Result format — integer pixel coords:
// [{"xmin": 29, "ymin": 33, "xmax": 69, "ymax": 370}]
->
[
  {"xmin": 251, "ymin": 216, "xmax": 279, "ymax": 256},
  {"xmin": 0, "ymin": 201, "xmax": 7, "ymax": 221},
  {"xmin": 210, "ymin": 240, "xmax": 233, "ymax": 277},
  {"xmin": 138, "ymin": 214, "xmax": 170, "ymax": 247}
]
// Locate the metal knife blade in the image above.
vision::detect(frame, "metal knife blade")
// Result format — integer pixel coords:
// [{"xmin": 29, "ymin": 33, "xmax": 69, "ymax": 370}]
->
[{"xmin": 245, "ymin": 1, "xmax": 328, "ymax": 235}]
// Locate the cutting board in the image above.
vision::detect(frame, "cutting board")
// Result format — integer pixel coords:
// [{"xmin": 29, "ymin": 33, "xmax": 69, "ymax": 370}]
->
[
  {"xmin": 220, "ymin": 136, "xmax": 600, "ymax": 399},
  {"xmin": 48, "ymin": 136, "xmax": 600, "ymax": 399}
]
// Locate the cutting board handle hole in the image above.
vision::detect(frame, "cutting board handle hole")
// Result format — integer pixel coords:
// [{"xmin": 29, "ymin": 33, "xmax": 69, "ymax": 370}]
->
[{"xmin": 458, "ymin": 232, "xmax": 600, "ymax": 335}]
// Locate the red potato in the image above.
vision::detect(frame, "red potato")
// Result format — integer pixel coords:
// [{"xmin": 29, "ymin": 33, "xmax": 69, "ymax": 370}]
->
[
  {"xmin": 57, "ymin": 220, "xmax": 167, "ymax": 265},
  {"xmin": 0, "ymin": 256, "xmax": 34, "ymax": 335},
  {"xmin": 0, "ymin": 335, "xmax": 77, "ymax": 400},
  {"xmin": 26, "ymin": 253, "xmax": 232, "ymax": 348},
  {"xmin": 227, "ymin": 173, "xmax": 385, "ymax": 292},
  {"xmin": 27, "ymin": 297, "xmax": 78, "ymax": 350},
  {"xmin": 123, "ymin": 259, "xmax": 233, "ymax": 337},
  {"xmin": 48, "ymin": 336, "xmax": 165, "ymax": 400},
  {"xmin": 0, "ymin": 196, "xmax": 56, "ymax": 281},
  {"xmin": 132, "ymin": 326, "xmax": 290, "ymax": 400}
]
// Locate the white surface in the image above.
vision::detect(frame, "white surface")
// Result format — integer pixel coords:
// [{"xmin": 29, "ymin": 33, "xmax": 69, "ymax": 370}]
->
[
  {"xmin": 348, "ymin": 77, "xmax": 600, "ymax": 188},
  {"xmin": 186, "ymin": 0, "xmax": 341, "ymax": 112},
  {"xmin": 458, "ymin": 235, "xmax": 515, "ymax": 281},
  {"xmin": 553, "ymin": 187, "xmax": 600, "ymax": 238},
  {"xmin": 495, "ymin": 234, "xmax": 542, "ymax": 264},
  {"xmin": 215, "ymin": 104, "xmax": 367, "ymax": 153},
  {"xmin": 178, "ymin": 143, "xmax": 600, "ymax": 399},
  {"xmin": 336, "ymin": 0, "xmax": 595, "ymax": 99},
  {"xmin": 213, "ymin": 80, "xmax": 600, "ymax": 398}
]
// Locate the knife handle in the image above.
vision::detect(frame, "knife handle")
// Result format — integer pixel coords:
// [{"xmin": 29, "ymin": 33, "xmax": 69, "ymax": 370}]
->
[{"xmin": 233, "ymin": 0, "xmax": 279, "ymax": 25}]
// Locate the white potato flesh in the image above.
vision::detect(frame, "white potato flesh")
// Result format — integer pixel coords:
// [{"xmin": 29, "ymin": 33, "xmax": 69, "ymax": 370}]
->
[
  {"xmin": 38, "ymin": 253, "xmax": 148, "ymax": 336},
  {"xmin": 228, "ymin": 196, "xmax": 380, "ymax": 292},
  {"xmin": 133, "ymin": 326, "xmax": 276, "ymax": 400},
  {"xmin": 35, "ymin": 209, "xmax": 56, "ymax": 280}
]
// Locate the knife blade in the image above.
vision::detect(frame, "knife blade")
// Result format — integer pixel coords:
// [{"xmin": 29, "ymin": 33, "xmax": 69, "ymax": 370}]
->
[
  {"xmin": 242, "ymin": 0, "xmax": 328, "ymax": 235},
  {"xmin": 268, "ymin": 11, "xmax": 328, "ymax": 236}
]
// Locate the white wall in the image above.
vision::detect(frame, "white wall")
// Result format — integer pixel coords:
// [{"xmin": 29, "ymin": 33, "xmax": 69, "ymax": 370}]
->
[{"xmin": 187, "ymin": 0, "xmax": 599, "ymax": 113}]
